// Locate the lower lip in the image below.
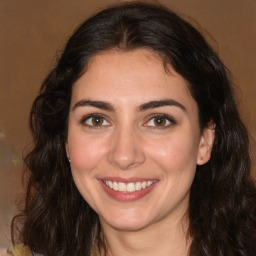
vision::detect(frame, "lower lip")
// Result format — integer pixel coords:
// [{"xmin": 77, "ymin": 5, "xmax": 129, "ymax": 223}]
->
[{"xmin": 99, "ymin": 180, "xmax": 157, "ymax": 202}]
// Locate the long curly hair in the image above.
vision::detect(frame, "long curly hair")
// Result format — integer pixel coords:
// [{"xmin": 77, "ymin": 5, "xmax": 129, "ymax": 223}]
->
[{"xmin": 12, "ymin": 2, "xmax": 256, "ymax": 255}]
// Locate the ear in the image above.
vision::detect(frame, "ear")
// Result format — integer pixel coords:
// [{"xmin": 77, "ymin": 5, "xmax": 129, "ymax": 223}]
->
[
  {"xmin": 65, "ymin": 141, "xmax": 70, "ymax": 159},
  {"xmin": 197, "ymin": 122, "xmax": 215, "ymax": 165}
]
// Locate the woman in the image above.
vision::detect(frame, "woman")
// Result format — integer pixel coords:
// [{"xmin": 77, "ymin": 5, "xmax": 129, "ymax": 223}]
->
[{"xmin": 9, "ymin": 1, "xmax": 256, "ymax": 256}]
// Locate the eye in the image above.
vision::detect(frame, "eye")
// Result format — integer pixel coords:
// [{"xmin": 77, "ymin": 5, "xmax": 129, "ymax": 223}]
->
[
  {"xmin": 144, "ymin": 114, "xmax": 176, "ymax": 128},
  {"xmin": 82, "ymin": 114, "xmax": 111, "ymax": 128}
]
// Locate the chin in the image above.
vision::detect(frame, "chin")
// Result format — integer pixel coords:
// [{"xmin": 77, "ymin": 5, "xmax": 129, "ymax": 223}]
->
[
  {"xmin": 99, "ymin": 211, "xmax": 152, "ymax": 232},
  {"xmin": 108, "ymin": 220, "xmax": 149, "ymax": 232}
]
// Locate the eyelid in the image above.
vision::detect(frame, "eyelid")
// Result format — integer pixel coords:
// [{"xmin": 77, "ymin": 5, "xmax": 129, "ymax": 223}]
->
[
  {"xmin": 81, "ymin": 113, "xmax": 111, "ymax": 127},
  {"xmin": 143, "ymin": 113, "xmax": 176, "ymax": 128}
]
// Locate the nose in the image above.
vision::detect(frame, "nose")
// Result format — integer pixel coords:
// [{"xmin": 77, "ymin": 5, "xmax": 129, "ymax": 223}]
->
[{"xmin": 107, "ymin": 127, "xmax": 145, "ymax": 170}]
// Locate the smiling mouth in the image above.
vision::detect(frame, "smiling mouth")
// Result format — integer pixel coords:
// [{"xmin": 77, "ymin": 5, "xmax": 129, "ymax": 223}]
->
[{"xmin": 102, "ymin": 180, "xmax": 156, "ymax": 193}]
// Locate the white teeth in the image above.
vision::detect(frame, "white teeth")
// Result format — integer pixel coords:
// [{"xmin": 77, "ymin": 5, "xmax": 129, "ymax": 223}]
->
[
  {"xmin": 147, "ymin": 181, "xmax": 153, "ymax": 186},
  {"xmin": 135, "ymin": 182, "xmax": 142, "ymax": 190},
  {"xmin": 108, "ymin": 181, "xmax": 113, "ymax": 189},
  {"xmin": 113, "ymin": 181, "xmax": 118, "ymax": 191},
  {"xmin": 104, "ymin": 180, "xmax": 155, "ymax": 193},
  {"xmin": 118, "ymin": 182, "xmax": 126, "ymax": 192},
  {"xmin": 127, "ymin": 183, "xmax": 135, "ymax": 192}
]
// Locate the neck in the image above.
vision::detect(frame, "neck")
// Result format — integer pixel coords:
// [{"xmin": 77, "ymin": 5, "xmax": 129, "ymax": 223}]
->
[{"xmin": 100, "ymin": 213, "xmax": 191, "ymax": 256}]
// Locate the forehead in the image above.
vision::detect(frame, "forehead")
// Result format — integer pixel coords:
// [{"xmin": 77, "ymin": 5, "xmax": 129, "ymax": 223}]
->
[
  {"xmin": 71, "ymin": 49, "xmax": 196, "ymax": 112},
  {"xmin": 81, "ymin": 49, "xmax": 167, "ymax": 85}
]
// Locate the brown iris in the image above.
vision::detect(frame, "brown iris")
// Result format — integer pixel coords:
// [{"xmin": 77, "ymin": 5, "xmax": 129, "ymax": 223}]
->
[
  {"xmin": 154, "ymin": 117, "xmax": 167, "ymax": 126},
  {"xmin": 91, "ymin": 116, "xmax": 104, "ymax": 126}
]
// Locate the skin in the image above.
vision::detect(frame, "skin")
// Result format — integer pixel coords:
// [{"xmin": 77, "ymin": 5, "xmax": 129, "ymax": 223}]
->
[{"xmin": 66, "ymin": 49, "xmax": 214, "ymax": 256}]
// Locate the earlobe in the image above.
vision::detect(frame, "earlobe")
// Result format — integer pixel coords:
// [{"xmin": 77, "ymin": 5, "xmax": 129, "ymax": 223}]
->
[
  {"xmin": 197, "ymin": 123, "xmax": 215, "ymax": 165},
  {"xmin": 65, "ymin": 141, "xmax": 70, "ymax": 159}
]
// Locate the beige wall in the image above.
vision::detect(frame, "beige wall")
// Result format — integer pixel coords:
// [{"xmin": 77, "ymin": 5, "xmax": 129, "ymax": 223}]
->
[{"xmin": 0, "ymin": 0, "xmax": 255, "ymax": 251}]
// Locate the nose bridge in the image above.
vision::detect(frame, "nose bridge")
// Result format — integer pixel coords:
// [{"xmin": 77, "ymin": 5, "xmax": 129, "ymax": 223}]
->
[{"xmin": 107, "ymin": 124, "xmax": 145, "ymax": 170}]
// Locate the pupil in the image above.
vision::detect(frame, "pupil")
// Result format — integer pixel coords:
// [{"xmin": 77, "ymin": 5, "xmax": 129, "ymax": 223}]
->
[
  {"xmin": 155, "ymin": 117, "xmax": 165, "ymax": 126},
  {"xmin": 92, "ymin": 117, "xmax": 103, "ymax": 126}
]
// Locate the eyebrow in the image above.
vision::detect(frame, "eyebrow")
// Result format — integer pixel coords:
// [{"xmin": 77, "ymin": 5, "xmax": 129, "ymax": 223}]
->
[
  {"xmin": 72, "ymin": 99, "xmax": 186, "ymax": 112},
  {"xmin": 72, "ymin": 100, "xmax": 115, "ymax": 111},
  {"xmin": 138, "ymin": 99, "xmax": 186, "ymax": 112}
]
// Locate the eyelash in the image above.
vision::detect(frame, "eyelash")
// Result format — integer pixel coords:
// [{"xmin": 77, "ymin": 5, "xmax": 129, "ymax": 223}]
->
[
  {"xmin": 80, "ymin": 113, "xmax": 176, "ymax": 128},
  {"xmin": 144, "ymin": 114, "xmax": 176, "ymax": 128},
  {"xmin": 81, "ymin": 114, "xmax": 111, "ymax": 128}
]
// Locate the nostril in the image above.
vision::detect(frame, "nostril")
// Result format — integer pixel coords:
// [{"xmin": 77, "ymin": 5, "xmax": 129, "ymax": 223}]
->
[
  {"xmin": 107, "ymin": 149, "xmax": 146, "ymax": 170},
  {"xmin": 107, "ymin": 129, "xmax": 146, "ymax": 170}
]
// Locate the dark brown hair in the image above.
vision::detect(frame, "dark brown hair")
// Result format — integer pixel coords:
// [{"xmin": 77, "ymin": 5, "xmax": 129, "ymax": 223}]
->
[{"xmin": 12, "ymin": 2, "xmax": 256, "ymax": 255}]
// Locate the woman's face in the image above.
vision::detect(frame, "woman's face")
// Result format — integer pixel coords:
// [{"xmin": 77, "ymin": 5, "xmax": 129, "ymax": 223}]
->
[{"xmin": 66, "ymin": 49, "xmax": 214, "ymax": 232}]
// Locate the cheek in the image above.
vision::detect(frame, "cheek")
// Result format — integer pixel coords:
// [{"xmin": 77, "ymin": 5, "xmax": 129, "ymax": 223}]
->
[
  {"xmin": 147, "ymin": 132, "xmax": 199, "ymax": 174},
  {"xmin": 68, "ymin": 134, "xmax": 107, "ymax": 173},
  {"xmin": 67, "ymin": 135, "xmax": 108, "ymax": 211}
]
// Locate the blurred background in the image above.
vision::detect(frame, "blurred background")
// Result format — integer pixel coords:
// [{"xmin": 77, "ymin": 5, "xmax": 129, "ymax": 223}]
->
[{"xmin": 0, "ymin": 0, "xmax": 255, "ymax": 252}]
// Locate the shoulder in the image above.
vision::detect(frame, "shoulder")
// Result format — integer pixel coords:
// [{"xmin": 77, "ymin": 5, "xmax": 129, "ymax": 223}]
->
[
  {"xmin": 7, "ymin": 244, "xmax": 100, "ymax": 256},
  {"xmin": 7, "ymin": 245, "xmax": 32, "ymax": 256}
]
